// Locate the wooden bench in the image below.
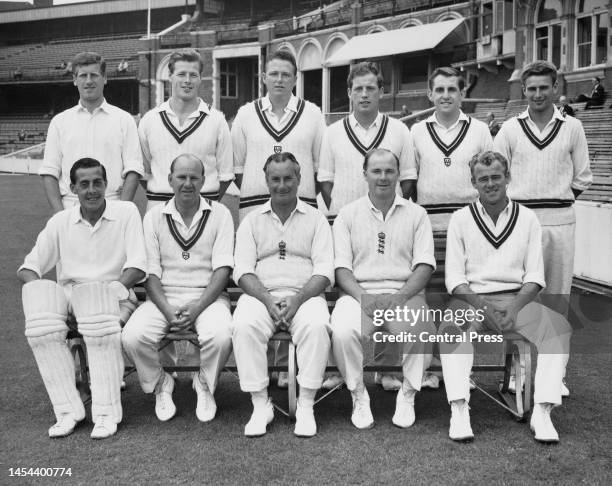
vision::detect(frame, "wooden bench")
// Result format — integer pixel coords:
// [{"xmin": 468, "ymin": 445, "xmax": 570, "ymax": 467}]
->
[{"xmin": 68, "ymin": 278, "xmax": 535, "ymax": 421}]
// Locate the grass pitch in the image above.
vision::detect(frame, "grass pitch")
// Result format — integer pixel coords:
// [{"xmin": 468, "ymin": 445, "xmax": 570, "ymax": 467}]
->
[{"xmin": 1, "ymin": 174, "xmax": 611, "ymax": 485}]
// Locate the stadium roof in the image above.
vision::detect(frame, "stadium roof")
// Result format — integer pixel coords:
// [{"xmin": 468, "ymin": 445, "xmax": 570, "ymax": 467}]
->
[
  {"xmin": 326, "ymin": 19, "xmax": 465, "ymax": 65},
  {"xmin": 0, "ymin": 0, "xmax": 221, "ymax": 23}
]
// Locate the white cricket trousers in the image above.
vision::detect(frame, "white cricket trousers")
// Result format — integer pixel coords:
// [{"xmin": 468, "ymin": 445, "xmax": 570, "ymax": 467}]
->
[
  {"xmin": 122, "ymin": 295, "xmax": 232, "ymax": 393},
  {"xmin": 232, "ymin": 293, "xmax": 331, "ymax": 392},
  {"xmin": 331, "ymin": 293, "xmax": 435, "ymax": 392},
  {"xmin": 439, "ymin": 295, "xmax": 572, "ymax": 406}
]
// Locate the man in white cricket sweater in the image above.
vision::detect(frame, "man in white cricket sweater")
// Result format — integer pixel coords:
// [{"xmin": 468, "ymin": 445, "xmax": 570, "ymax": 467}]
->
[
  {"xmin": 232, "ymin": 152, "xmax": 333, "ymax": 438},
  {"xmin": 494, "ymin": 61, "xmax": 592, "ymax": 395},
  {"xmin": 331, "ymin": 148, "xmax": 436, "ymax": 430},
  {"xmin": 19, "ymin": 158, "xmax": 147, "ymax": 439},
  {"xmin": 494, "ymin": 61, "xmax": 592, "ymax": 302},
  {"xmin": 411, "ymin": 67, "xmax": 494, "ymax": 389},
  {"xmin": 232, "ymin": 50, "xmax": 325, "ymax": 221},
  {"xmin": 318, "ymin": 61, "xmax": 417, "ymax": 391},
  {"xmin": 412, "ymin": 67, "xmax": 493, "ymax": 231},
  {"xmin": 122, "ymin": 154, "xmax": 234, "ymax": 423},
  {"xmin": 441, "ymin": 151, "xmax": 571, "ymax": 443},
  {"xmin": 139, "ymin": 50, "xmax": 234, "ymax": 209}
]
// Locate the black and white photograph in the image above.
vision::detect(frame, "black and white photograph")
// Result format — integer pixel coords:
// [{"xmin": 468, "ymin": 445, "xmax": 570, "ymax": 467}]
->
[{"xmin": 1, "ymin": 0, "xmax": 611, "ymax": 484}]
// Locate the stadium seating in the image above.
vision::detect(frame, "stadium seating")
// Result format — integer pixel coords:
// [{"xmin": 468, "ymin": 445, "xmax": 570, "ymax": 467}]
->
[{"xmin": 0, "ymin": 34, "xmax": 141, "ymax": 81}]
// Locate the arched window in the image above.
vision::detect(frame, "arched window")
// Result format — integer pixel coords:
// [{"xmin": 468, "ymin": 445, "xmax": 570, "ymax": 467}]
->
[
  {"xmin": 534, "ymin": 0, "xmax": 562, "ymax": 67},
  {"xmin": 576, "ymin": 0, "xmax": 608, "ymax": 67}
]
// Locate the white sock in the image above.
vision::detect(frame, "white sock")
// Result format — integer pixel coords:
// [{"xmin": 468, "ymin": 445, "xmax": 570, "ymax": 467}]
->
[
  {"xmin": 251, "ymin": 389, "xmax": 268, "ymax": 408},
  {"xmin": 298, "ymin": 387, "xmax": 316, "ymax": 408}
]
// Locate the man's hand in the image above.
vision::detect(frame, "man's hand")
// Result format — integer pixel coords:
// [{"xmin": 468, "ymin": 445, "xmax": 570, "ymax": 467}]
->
[
  {"xmin": 493, "ymin": 302, "xmax": 519, "ymax": 329},
  {"xmin": 265, "ymin": 296, "xmax": 285, "ymax": 328},
  {"xmin": 278, "ymin": 294, "xmax": 304, "ymax": 327},
  {"xmin": 482, "ymin": 302, "xmax": 505, "ymax": 333},
  {"xmin": 169, "ymin": 300, "xmax": 204, "ymax": 332}
]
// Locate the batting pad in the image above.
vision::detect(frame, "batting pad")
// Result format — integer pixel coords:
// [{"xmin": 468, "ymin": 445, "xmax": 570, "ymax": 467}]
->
[
  {"xmin": 84, "ymin": 332, "xmax": 124, "ymax": 424},
  {"xmin": 22, "ymin": 280, "xmax": 69, "ymax": 338},
  {"xmin": 27, "ymin": 331, "xmax": 85, "ymax": 421},
  {"xmin": 71, "ymin": 282, "xmax": 121, "ymax": 337}
]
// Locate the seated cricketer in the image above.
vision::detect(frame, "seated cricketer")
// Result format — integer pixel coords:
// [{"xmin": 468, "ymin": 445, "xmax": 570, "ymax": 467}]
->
[
  {"xmin": 440, "ymin": 151, "xmax": 571, "ymax": 443},
  {"xmin": 331, "ymin": 148, "xmax": 436, "ymax": 430},
  {"xmin": 18, "ymin": 158, "xmax": 146, "ymax": 439},
  {"xmin": 122, "ymin": 154, "xmax": 234, "ymax": 423},
  {"xmin": 232, "ymin": 152, "xmax": 333, "ymax": 438}
]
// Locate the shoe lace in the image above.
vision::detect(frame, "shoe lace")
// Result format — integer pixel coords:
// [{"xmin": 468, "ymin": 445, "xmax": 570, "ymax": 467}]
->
[{"xmin": 96, "ymin": 415, "xmax": 109, "ymax": 429}]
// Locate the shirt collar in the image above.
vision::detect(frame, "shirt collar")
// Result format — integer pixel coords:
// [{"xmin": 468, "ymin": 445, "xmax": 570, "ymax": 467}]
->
[
  {"xmin": 349, "ymin": 112, "xmax": 383, "ymax": 130},
  {"xmin": 261, "ymin": 94, "xmax": 298, "ymax": 113},
  {"xmin": 77, "ymin": 98, "xmax": 110, "ymax": 114},
  {"xmin": 70, "ymin": 200, "xmax": 116, "ymax": 225},
  {"xmin": 427, "ymin": 110, "xmax": 469, "ymax": 130},
  {"xmin": 518, "ymin": 106, "xmax": 566, "ymax": 123},
  {"xmin": 162, "ymin": 196, "xmax": 212, "ymax": 219},
  {"xmin": 259, "ymin": 198, "xmax": 307, "ymax": 215},
  {"xmin": 366, "ymin": 194, "xmax": 408, "ymax": 215},
  {"xmin": 476, "ymin": 197, "xmax": 513, "ymax": 218},
  {"xmin": 157, "ymin": 98, "xmax": 211, "ymax": 117}
]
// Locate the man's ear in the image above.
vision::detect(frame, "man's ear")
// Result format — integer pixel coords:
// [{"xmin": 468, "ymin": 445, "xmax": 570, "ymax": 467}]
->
[{"xmin": 70, "ymin": 183, "xmax": 78, "ymax": 195}]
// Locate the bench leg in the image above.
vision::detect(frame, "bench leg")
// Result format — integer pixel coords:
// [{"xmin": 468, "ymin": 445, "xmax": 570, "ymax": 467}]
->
[
  {"xmin": 287, "ymin": 341, "xmax": 297, "ymax": 418},
  {"xmin": 70, "ymin": 339, "xmax": 90, "ymax": 403}
]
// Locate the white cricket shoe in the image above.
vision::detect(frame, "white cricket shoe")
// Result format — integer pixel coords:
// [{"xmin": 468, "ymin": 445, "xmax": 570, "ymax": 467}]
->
[
  {"xmin": 321, "ymin": 373, "xmax": 344, "ymax": 390},
  {"xmin": 294, "ymin": 403, "xmax": 317, "ymax": 437},
  {"xmin": 48, "ymin": 414, "xmax": 80, "ymax": 438},
  {"xmin": 90, "ymin": 415, "xmax": 117, "ymax": 439},
  {"xmin": 530, "ymin": 403, "xmax": 559, "ymax": 443},
  {"xmin": 155, "ymin": 372, "xmax": 176, "ymax": 422},
  {"xmin": 351, "ymin": 387, "xmax": 374, "ymax": 429},
  {"xmin": 392, "ymin": 384, "xmax": 416, "ymax": 428},
  {"xmin": 277, "ymin": 372, "xmax": 289, "ymax": 389},
  {"xmin": 449, "ymin": 400, "xmax": 474, "ymax": 442},
  {"xmin": 193, "ymin": 374, "xmax": 216, "ymax": 422},
  {"xmin": 244, "ymin": 399, "xmax": 274, "ymax": 437},
  {"xmin": 374, "ymin": 373, "xmax": 402, "ymax": 391},
  {"xmin": 421, "ymin": 372, "xmax": 440, "ymax": 389}
]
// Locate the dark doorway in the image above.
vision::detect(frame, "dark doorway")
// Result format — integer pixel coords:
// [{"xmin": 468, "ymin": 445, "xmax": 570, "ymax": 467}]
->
[{"xmin": 302, "ymin": 69, "xmax": 322, "ymax": 109}]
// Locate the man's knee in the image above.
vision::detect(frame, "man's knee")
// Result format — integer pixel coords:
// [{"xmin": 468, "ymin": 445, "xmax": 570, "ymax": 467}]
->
[
  {"xmin": 71, "ymin": 282, "xmax": 121, "ymax": 337},
  {"xmin": 22, "ymin": 280, "xmax": 69, "ymax": 338}
]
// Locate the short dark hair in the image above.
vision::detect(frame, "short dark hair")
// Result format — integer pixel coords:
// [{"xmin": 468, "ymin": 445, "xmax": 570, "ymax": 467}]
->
[
  {"xmin": 168, "ymin": 49, "xmax": 203, "ymax": 75},
  {"xmin": 347, "ymin": 61, "xmax": 384, "ymax": 90},
  {"xmin": 428, "ymin": 66, "xmax": 465, "ymax": 90},
  {"xmin": 520, "ymin": 60, "xmax": 557, "ymax": 85},
  {"xmin": 263, "ymin": 152, "xmax": 301, "ymax": 177},
  {"xmin": 72, "ymin": 52, "xmax": 106, "ymax": 76},
  {"xmin": 469, "ymin": 151, "xmax": 509, "ymax": 178},
  {"xmin": 169, "ymin": 153, "xmax": 205, "ymax": 177},
  {"xmin": 70, "ymin": 158, "xmax": 107, "ymax": 184},
  {"xmin": 363, "ymin": 148, "xmax": 399, "ymax": 171},
  {"xmin": 265, "ymin": 50, "xmax": 297, "ymax": 76}
]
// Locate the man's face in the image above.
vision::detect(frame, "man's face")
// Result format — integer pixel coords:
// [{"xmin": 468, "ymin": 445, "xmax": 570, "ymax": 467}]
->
[
  {"xmin": 265, "ymin": 160, "xmax": 300, "ymax": 205},
  {"xmin": 168, "ymin": 157, "xmax": 205, "ymax": 205},
  {"xmin": 170, "ymin": 60, "xmax": 201, "ymax": 102},
  {"xmin": 263, "ymin": 59, "xmax": 297, "ymax": 97},
  {"xmin": 70, "ymin": 166, "xmax": 107, "ymax": 212},
  {"xmin": 428, "ymin": 75, "xmax": 465, "ymax": 117},
  {"xmin": 471, "ymin": 159, "xmax": 509, "ymax": 206},
  {"xmin": 523, "ymin": 74, "xmax": 557, "ymax": 114},
  {"xmin": 349, "ymin": 73, "xmax": 382, "ymax": 118},
  {"xmin": 364, "ymin": 151, "xmax": 399, "ymax": 198},
  {"xmin": 73, "ymin": 63, "xmax": 106, "ymax": 104}
]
